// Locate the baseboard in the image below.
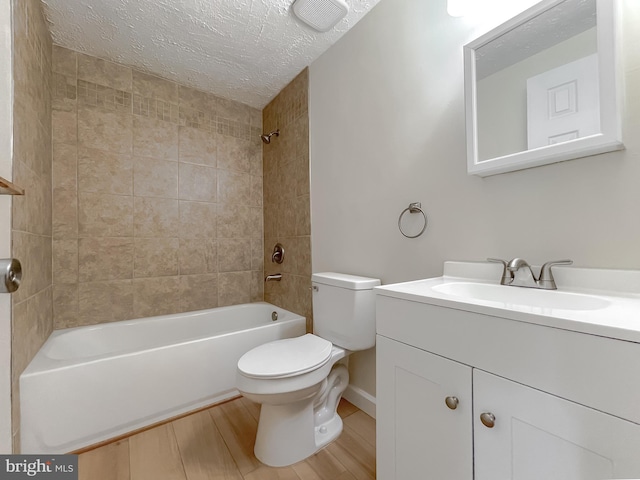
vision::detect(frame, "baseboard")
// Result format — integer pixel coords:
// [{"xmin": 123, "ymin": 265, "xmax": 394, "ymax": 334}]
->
[{"xmin": 343, "ymin": 385, "xmax": 376, "ymax": 419}]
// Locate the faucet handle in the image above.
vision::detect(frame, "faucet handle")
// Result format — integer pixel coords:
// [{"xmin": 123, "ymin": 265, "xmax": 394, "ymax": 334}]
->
[
  {"xmin": 538, "ymin": 260, "xmax": 573, "ymax": 290},
  {"xmin": 487, "ymin": 258, "xmax": 513, "ymax": 285}
]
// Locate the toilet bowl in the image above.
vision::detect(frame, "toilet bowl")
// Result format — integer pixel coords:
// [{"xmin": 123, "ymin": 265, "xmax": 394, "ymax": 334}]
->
[
  {"xmin": 237, "ymin": 334, "xmax": 349, "ymax": 466},
  {"xmin": 236, "ymin": 272, "xmax": 380, "ymax": 467}
]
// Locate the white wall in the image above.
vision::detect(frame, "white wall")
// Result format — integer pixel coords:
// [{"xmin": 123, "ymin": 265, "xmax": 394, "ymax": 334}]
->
[{"xmin": 309, "ymin": 0, "xmax": 640, "ymax": 402}]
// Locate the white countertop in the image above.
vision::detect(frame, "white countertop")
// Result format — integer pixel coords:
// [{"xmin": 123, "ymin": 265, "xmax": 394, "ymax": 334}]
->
[{"xmin": 375, "ymin": 261, "xmax": 640, "ymax": 343}]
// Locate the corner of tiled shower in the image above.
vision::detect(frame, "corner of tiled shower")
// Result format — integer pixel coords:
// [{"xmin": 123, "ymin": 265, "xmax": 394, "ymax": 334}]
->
[{"xmin": 8, "ymin": 0, "xmax": 310, "ymax": 453}]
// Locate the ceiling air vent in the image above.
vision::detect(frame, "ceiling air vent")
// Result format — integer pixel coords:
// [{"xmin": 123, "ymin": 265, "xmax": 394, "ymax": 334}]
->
[{"xmin": 292, "ymin": 0, "xmax": 349, "ymax": 32}]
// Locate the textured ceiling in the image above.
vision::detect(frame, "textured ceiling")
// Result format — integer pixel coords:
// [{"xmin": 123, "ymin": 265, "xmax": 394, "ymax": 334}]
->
[
  {"xmin": 42, "ymin": 0, "xmax": 380, "ymax": 108},
  {"xmin": 475, "ymin": 0, "xmax": 596, "ymax": 79}
]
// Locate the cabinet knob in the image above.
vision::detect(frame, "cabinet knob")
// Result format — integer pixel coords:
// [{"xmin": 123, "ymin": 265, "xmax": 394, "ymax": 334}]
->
[
  {"xmin": 444, "ymin": 396, "xmax": 459, "ymax": 410},
  {"xmin": 480, "ymin": 412, "xmax": 496, "ymax": 428}
]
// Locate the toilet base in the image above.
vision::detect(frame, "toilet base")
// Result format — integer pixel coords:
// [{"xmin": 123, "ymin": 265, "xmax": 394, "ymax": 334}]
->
[{"xmin": 253, "ymin": 364, "xmax": 349, "ymax": 467}]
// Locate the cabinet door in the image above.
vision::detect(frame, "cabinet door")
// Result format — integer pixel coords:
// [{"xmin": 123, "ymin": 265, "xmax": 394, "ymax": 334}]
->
[
  {"xmin": 474, "ymin": 370, "xmax": 640, "ymax": 480},
  {"xmin": 376, "ymin": 335, "xmax": 473, "ymax": 480}
]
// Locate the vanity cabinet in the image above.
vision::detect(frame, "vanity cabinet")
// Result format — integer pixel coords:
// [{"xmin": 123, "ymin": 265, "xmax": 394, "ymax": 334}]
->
[
  {"xmin": 376, "ymin": 295, "xmax": 640, "ymax": 480},
  {"xmin": 473, "ymin": 370, "xmax": 640, "ymax": 480},
  {"xmin": 376, "ymin": 335, "xmax": 472, "ymax": 480}
]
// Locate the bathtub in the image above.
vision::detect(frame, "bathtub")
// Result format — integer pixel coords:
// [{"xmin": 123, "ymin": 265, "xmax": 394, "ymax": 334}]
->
[{"xmin": 20, "ymin": 302, "xmax": 305, "ymax": 454}]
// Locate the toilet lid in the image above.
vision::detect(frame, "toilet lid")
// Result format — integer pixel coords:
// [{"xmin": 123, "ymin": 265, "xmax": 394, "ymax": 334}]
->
[{"xmin": 238, "ymin": 334, "xmax": 333, "ymax": 379}]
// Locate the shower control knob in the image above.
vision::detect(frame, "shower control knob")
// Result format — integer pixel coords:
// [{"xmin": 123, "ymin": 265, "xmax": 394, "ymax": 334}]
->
[
  {"xmin": 445, "ymin": 396, "xmax": 459, "ymax": 410},
  {"xmin": 480, "ymin": 412, "xmax": 496, "ymax": 428}
]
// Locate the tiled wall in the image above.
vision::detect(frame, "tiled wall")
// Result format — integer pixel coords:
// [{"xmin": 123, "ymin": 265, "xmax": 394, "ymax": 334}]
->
[
  {"xmin": 263, "ymin": 69, "xmax": 312, "ymax": 331},
  {"xmin": 11, "ymin": 0, "xmax": 53, "ymax": 452},
  {"xmin": 51, "ymin": 47, "xmax": 264, "ymax": 328}
]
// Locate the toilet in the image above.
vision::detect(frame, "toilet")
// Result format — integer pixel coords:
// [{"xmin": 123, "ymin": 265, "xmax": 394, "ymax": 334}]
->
[{"xmin": 236, "ymin": 272, "xmax": 380, "ymax": 467}]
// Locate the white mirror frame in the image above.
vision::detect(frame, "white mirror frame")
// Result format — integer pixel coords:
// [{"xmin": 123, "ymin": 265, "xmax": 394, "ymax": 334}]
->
[{"xmin": 464, "ymin": 0, "xmax": 624, "ymax": 177}]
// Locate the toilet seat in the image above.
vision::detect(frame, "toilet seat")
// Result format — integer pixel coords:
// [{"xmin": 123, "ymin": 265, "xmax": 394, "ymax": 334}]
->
[{"xmin": 238, "ymin": 334, "xmax": 333, "ymax": 379}]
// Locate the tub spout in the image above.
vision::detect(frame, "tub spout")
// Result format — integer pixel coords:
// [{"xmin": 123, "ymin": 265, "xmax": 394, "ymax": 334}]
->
[{"xmin": 265, "ymin": 273, "xmax": 282, "ymax": 282}]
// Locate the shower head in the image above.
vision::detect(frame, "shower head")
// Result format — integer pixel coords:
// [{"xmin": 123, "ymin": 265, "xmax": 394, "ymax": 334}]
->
[{"xmin": 261, "ymin": 130, "xmax": 280, "ymax": 144}]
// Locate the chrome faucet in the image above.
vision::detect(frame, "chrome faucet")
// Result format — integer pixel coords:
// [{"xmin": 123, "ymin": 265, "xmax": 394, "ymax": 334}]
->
[
  {"xmin": 488, "ymin": 258, "xmax": 572, "ymax": 290},
  {"xmin": 265, "ymin": 273, "xmax": 282, "ymax": 282}
]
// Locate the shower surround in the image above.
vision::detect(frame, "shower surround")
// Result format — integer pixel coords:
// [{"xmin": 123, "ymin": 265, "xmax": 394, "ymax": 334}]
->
[
  {"xmin": 51, "ymin": 46, "xmax": 265, "ymax": 328},
  {"xmin": 11, "ymin": 0, "xmax": 53, "ymax": 453},
  {"xmin": 262, "ymin": 70, "xmax": 312, "ymax": 332}
]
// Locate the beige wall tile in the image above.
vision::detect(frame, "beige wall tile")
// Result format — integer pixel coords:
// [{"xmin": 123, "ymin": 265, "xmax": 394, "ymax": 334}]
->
[
  {"xmin": 78, "ymin": 53, "xmax": 132, "ymax": 91},
  {"xmin": 295, "ymin": 194, "xmax": 311, "ymax": 236},
  {"xmin": 134, "ymin": 238, "xmax": 179, "ymax": 278},
  {"xmin": 12, "ymin": 232, "xmax": 52, "ymax": 304},
  {"xmin": 79, "ymin": 192, "xmax": 134, "ymax": 237},
  {"xmin": 179, "ymin": 201, "xmax": 217, "ymax": 239},
  {"xmin": 179, "ymin": 238, "xmax": 217, "ymax": 275},
  {"xmin": 213, "ymin": 96, "xmax": 257, "ymax": 125},
  {"xmin": 178, "ymin": 85, "xmax": 215, "ymax": 112},
  {"xmin": 53, "ymin": 187, "xmax": 78, "ymax": 239},
  {"xmin": 294, "ymin": 155, "xmax": 310, "ymax": 197},
  {"xmin": 218, "ymin": 238, "xmax": 252, "ymax": 272},
  {"xmin": 251, "ymin": 237, "xmax": 264, "ymax": 271},
  {"xmin": 53, "ymin": 239, "xmax": 78, "ymax": 283},
  {"xmin": 179, "ymin": 126, "xmax": 217, "ymax": 166},
  {"xmin": 11, "ymin": 301, "xmax": 29, "ymax": 383},
  {"xmin": 78, "ymin": 237, "xmax": 134, "ymax": 282},
  {"xmin": 79, "ymin": 280, "xmax": 134, "ymax": 324},
  {"xmin": 53, "ymin": 109, "xmax": 77, "ymax": 145},
  {"xmin": 134, "ymin": 197, "xmax": 179, "ymax": 237},
  {"xmin": 53, "ymin": 46, "xmax": 77, "ymax": 77},
  {"xmin": 217, "ymin": 170, "xmax": 250, "ymax": 205},
  {"xmin": 50, "ymin": 49, "xmax": 268, "ymax": 331},
  {"xmin": 133, "ymin": 277, "xmax": 181, "ymax": 318},
  {"xmin": 78, "ymin": 105, "xmax": 133, "ymax": 154},
  {"xmin": 53, "ymin": 283, "xmax": 79, "ymax": 329},
  {"xmin": 52, "ymin": 73, "xmax": 77, "ymax": 112},
  {"xmin": 133, "ymin": 70, "xmax": 178, "ymax": 102},
  {"xmin": 218, "ymin": 272, "xmax": 251, "ymax": 307},
  {"xmin": 262, "ymin": 68, "xmax": 309, "ymax": 320},
  {"xmin": 178, "ymin": 163, "xmax": 217, "ymax": 202},
  {"xmin": 179, "ymin": 274, "xmax": 218, "ymax": 312},
  {"xmin": 217, "ymin": 204, "xmax": 252, "ymax": 239},
  {"xmin": 250, "ymin": 207, "xmax": 263, "ymax": 237},
  {"xmin": 250, "ymin": 175, "xmax": 263, "ymax": 206},
  {"xmin": 217, "ymin": 136, "xmax": 251, "ymax": 173},
  {"xmin": 12, "ymin": 0, "xmax": 54, "ymax": 439},
  {"xmin": 249, "ymin": 141, "xmax": 262, "ymax": 177},
  {"xmin": 12, "ymin": 160, "xmax": 42, "ymax": 234},
  {"xmin": 250, "ymin": 271, "xmax": 264, "ymax": 303},
  {"xmin": 133, "ymin": 156, "xmax": 178, "ymax": 198},
  {"xmin": 53, "ymin": 143, "xmax": 77, "ymax": 190},
  {"xmin": 30, "ymin": 287, "xmax": 54, "ymax": 347},
  {"xmin": 133, "ymin": 115, "xmax": 178, "ymax": 160},
  {"xmin": 78, "ymin": 147, "xmax": 133, "ymax": 195}
]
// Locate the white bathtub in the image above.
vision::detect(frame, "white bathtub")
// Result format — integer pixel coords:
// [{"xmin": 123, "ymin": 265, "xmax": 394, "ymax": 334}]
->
[{"xmin": 20, "ymin": 302, "xmax": 306, "ymax": 454}]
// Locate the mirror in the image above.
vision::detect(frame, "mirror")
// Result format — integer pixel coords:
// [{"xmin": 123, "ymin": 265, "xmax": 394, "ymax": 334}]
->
[{"xmin": 464, "ymin": 0, "xmax": 623, "ymax": 177}]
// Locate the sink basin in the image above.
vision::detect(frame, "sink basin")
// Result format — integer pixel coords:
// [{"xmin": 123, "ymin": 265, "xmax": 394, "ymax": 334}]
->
[
  {"xmin": 375, "ymin": 261, "xmax": 640, "ymax": 343},
  {"xmin": 432, "ymin": 282, "xmax": 611, "ymax": 311}
]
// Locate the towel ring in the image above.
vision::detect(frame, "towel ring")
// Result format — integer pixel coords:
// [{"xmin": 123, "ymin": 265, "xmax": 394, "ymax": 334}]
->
[{"xmin": 398, "ymin": 202, "xmax": 428, "ymax": 238}]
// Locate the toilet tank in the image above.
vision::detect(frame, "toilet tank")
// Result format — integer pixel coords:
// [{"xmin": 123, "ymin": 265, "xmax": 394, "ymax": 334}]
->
[{"xmin": 311, "ymin": 272, "xmax": 381, "ymax": 351}]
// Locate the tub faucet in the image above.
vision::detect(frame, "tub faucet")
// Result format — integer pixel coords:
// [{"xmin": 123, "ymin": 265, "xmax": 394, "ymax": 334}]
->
[
  {"xmin": 505, "ymin": 258, "xmax": 573, "ymax": 290},
  {"xmin": 265, "ymin": 273, "xmax": 282, "ymax": 282}
]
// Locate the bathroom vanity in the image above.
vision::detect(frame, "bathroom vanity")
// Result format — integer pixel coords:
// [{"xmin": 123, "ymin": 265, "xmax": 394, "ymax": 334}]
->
[{"xmin": 375, "ymin": 261, "xmax": 640, "ymax": 479}]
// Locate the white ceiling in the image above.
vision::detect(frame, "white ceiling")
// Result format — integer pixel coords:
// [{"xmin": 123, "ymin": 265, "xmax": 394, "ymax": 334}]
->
[{"xmin": 41, "ymin": 0, "xmax": 380, "ymax": 109}]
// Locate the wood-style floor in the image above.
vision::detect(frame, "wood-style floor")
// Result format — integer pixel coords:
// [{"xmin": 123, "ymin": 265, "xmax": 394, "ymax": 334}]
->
[{"xmin": 78, "ymin": 397, "xmax": 376, "ymax": 480}]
